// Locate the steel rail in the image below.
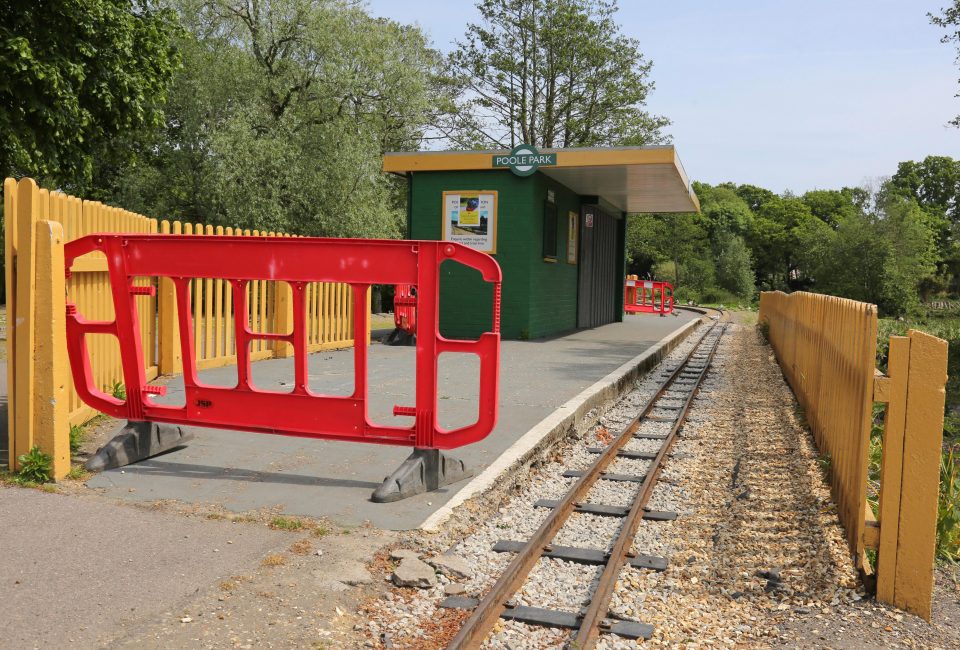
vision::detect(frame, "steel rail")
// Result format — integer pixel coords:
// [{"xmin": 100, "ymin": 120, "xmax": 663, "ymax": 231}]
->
[
  {"xmin": 573, "ymin": 324, "xmax": 727, "ymax": 649},
  {"xmin": 445, "ymin": 321, "xmax": 722, "ymax": 650}
]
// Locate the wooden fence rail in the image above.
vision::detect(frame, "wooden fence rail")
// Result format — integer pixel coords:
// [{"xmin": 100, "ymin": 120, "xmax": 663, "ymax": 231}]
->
[
  {"xmin": 4, "ymin": 177, "xmax": 365, "ymax": 478},
  {"xmin": 759, "ymin": 290, "xmax": 948, "ymax": 620}
]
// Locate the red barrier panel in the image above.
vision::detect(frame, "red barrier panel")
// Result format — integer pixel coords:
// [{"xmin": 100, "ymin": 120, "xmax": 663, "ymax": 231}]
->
[
  {"xmin": 393, "ymin": 284, "xmax": 417, "ymax": 335},
  {"xmin": 624, "ymin": 277, "xmax": 673, "ymax": 316},
  {"xmin": 63, "ymin": 236, "xmax": 501, "ymax": 450}
]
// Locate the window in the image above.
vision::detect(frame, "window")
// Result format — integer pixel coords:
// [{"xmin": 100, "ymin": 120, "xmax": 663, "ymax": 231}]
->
[{"xmin": 542, "ymin": 200, "xmax": 558, "ymax": 259}]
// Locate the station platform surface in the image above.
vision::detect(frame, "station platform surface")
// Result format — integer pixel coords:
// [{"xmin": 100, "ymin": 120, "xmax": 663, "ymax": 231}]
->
[{"xmin": 82, "ymin": 312, "xmax": 698, "ymax": 530}]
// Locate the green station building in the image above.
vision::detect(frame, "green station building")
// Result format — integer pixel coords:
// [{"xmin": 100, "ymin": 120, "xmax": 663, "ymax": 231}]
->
[{"xmin": 383, "ymin": 145, "xmax": 699, "ymax": 340}]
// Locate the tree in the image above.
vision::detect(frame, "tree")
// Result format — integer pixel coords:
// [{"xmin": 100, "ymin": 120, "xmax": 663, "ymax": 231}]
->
[
  {"xmin": 802, "ymin": 188, "xmax": 861, "ymax": 229},
  {"xmin": 447, "ymin": 0, "xmax": 668, "ymax": 148},
  {"xmin": 883, "ymin": 156, "xmax": 960, "ymax": 293},
  {"xmin": 713, "ymin": 232, "xmax": 754, "ymax": 299},
  {"xmin": 931, "ymin": 2, "xmax": 960, "ymax": 127},
  {"xmin": 0, "ymin": 0, "xmax": 181, "ymax": 188},
  {"xmin": 814, "ymin": 197, "xmax": 937, "ymax": 315},
  {"xmin": 112, "ymin": 0, "xmax": 449, "ymax": 237}
]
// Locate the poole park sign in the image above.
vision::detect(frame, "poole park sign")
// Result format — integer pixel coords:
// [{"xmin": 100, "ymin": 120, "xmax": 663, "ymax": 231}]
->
[{"xmin": 493, "ymin": 144, "xmax": 557, "ymax": 177}]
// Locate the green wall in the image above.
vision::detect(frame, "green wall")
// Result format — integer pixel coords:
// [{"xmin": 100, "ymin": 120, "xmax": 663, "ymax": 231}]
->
[{"xmin": 408, "ymin": 169, "xmax": 617, "ymax": 340}]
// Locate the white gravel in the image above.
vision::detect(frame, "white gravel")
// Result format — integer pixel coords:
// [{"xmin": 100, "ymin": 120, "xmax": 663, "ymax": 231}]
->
[{"xmin": 364, "ymin": 324, "xmax": 718, "ymax": 649}]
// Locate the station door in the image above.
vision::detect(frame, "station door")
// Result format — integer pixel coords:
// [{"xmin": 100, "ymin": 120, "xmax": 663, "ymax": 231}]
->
[{"xmin": 577, "ymin": 206, "xmax": 618, "ymax": 329}]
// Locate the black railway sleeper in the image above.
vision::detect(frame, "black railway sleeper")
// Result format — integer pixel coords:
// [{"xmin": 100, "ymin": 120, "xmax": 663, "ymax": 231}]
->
[
  {"xmin": 533, "ymin": 498, "xmax": 678, "ymax": 521},
  {"xmin": 561, "ymin": 469, "xmax": 645, "ymax": 482},
  {"xmin": 492, "ymin": 540, "xmax": 668, "ymax": 571},
  {"xmin": 585, "ymin": 447, "xmax": 658, "ymax": 460},
  {"xmin": 438, "ymin": 599, "xmax": 654, "ymax": 640}
]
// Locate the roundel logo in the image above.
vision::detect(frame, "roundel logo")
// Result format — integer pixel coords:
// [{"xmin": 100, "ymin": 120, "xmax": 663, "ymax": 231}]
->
[{"xmin": 492, "ymin": 144, "xmax": 558, "ymax": 177}]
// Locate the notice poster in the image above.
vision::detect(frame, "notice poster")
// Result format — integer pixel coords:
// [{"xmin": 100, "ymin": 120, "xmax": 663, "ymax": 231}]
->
[
  {"xmin": 567, "ymin": 211, "xmax": 578, "ymax": 264},
  {"xmin": 442, "ymin": 191, "xmax": 498, "ymax": 253}
]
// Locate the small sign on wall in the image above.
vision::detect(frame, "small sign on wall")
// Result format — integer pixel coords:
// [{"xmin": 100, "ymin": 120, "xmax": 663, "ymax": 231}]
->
[
  {"xmin": 567, "ymin": 211, "xmax": 578, "ymax": 264},
  {"xmin": 585, "ymin": 211, "xmax": 594, "ymax": 228},
  {"xmin": 442, "ymin": 191, "xmax": 498, "ymax": 254}
]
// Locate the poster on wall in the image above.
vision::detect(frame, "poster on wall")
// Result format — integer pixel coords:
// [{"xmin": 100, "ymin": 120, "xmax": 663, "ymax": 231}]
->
[
  {"xmin": 567, "ymin": 211, "xmax": 578, "ymax": 264},
  {"xmin": 442, "ymin": 191, "xmax": 498, "ymax": 254}
]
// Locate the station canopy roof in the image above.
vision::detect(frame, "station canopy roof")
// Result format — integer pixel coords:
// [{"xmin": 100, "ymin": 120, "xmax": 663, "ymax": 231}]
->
[{"xmin": 383, "ymin": 145, "xmax": 699, "ymax": 213}]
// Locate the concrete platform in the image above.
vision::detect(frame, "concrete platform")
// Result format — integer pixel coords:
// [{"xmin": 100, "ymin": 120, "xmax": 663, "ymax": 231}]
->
[{"xmin": 79, "ymin": 312, "xmax": 698, "ymax": 530}]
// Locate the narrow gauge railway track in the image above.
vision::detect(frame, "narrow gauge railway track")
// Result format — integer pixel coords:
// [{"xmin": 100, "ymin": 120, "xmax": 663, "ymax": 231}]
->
[{"xmin": 441, "ymin": 319, "xmax": 728, "ymax": 649}]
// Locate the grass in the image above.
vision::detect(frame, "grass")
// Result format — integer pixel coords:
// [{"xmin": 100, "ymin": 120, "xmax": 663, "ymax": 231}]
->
[
  {"xmin": 938, "ymin": 447, "xmax": 960, "ymax": 562},
  {"xmin": 69, "ymin": 424, "xmax": 85, "ymax": 454},
  {"xmin": 66, "ymin": 464, "xmax": 90, "ymax": 481},
  {"xmin": 261, "ymin": 553, "xmax": 286, "ymax": 567},
  {"xmin": 110, "ymin": 381, "xmax": 126, "ymax": 400},
  {"xmin": 269, "ymin": 516, "xmax": 305, "ymax": 531},
  {"xmin": 289, "ymin": 539, "xmax": 313, "ymax": 555}
]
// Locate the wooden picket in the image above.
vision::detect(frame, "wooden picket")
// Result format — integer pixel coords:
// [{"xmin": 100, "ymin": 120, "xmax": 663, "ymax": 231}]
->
[
  {"xmin": 759, "ymin": 290, "xmax": 947, "ymax": 620},
  {"xmin": 3, "ymin": 177, "xmax": 365, "ymax": 477}
]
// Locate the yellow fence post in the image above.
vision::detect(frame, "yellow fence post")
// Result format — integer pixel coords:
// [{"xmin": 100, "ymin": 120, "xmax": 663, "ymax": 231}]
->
[
  {"xmin": 274, "ymin": 234, "xmax": 295, "ymax": 358},
  {"xmin": 12, "ymin": 178, "xmax": 40, "ymax": 470},
  {"xmin": 158, "ymin": 220, "xmax": 182, "ymax": 374},
  {"xmin": 157, "ymin": 220, "xmax": 180, "ymax": 375},
  {"xmin": 33, "ymin": 220, "xmax": 70, "ymax": 478},
  {"xmin": 892, "ymin": 330, "xmax": 947, "ymax": 620},
  {"xmin": 876, "ymin": 336, "xmax": 910, "ymax": 601},
  {"xmin": 4, "ymin": 178, "xmax": 18, "ymax": 469}
]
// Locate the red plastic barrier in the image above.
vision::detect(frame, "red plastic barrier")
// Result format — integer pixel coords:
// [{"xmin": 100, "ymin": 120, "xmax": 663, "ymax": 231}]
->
[
  {"xmin": 393, "ymin": 284, "xmax": 417, "ymax": 335},
  {"xmin": 624, "ymin": 277, "xmax": 674, "ymax": 316},
  {"xmin": 63, "ymin": 236, "xmax": 501, "ymax": 450}
]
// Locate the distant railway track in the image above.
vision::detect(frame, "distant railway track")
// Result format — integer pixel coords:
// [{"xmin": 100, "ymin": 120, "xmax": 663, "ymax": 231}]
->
[{"xmin": 441, "ymin": 316, "xmax": 729, "ymax": 649}]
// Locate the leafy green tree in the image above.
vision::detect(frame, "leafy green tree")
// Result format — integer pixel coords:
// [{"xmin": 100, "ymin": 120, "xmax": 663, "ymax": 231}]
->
[
  {"xmin": 113, "ymin": 0, "xmax": 449, "ymax": 237},
  {"xmin": 931, "ymin": 2, "xmax": 960, "ymax": 127},
  {"xmin": 883, "ymin": 156, "xmax": 960, "ymax": 221},
  {"xmin": 814, "ymin": 198, "xmax": 937, "ymax": 315},
  {"xmin": 0, "ymin": 0, "xmax": 181, "ymax": 188},
  {"xmin": 448, "ymin": 0, "xmax": 668, "ymax": 148},
  {"xmin": 802, "ymin": 188, "xmax": 860, "ymax": 229},
  {"xmin": 731, "ymin": 184, "xmax": 776, "ymax": 212},
  {"xmin": 713, "ymin": 232, "xmax": 754, "ymax": 299},
  {"xmin": 882, "ymin": 156, "xmax": 960, "ymax": 293}
]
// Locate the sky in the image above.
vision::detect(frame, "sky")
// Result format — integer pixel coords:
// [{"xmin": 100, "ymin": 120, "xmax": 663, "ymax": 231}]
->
[{"xmin": 365, "ymin": 0, "xmax": 960, "ymax": 194}]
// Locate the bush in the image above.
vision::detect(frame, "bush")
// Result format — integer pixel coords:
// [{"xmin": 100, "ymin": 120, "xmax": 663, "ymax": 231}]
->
[
  {"xmin": 700, "ymin": 287, "xmax": 741, "ymax": 305},
  {"xmin": 938, "ymin": 447, "xmax": 960, "ymax": 561},
  {"xmin": 673, "ymin": 286, "xmax": 701, "ymax": 304},
  {"xmin": 16, "ymin": 446, "xmax": 53, "ymax": 484}
]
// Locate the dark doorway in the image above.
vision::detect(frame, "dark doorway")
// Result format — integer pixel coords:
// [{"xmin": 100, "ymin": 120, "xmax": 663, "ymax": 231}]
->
[{"xmin": 576, "ymin": 206, "xmax": 619, "ymax": 328}]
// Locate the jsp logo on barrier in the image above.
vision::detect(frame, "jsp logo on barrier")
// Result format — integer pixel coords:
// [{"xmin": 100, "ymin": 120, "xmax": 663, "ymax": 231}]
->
[{"xmin": 493, "ymin": 144, "xmax": 557, "ymax": 177}]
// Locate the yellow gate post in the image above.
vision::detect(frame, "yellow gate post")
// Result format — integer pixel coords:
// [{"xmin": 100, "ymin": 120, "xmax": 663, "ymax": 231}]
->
[
  {"xmin": 33, "ymin": 220, "xmax": 69, "ymax": 478},
  {"xmin": 893, "ymin": 330, "xmax": 947, "ymax": 620},
  {"xmin": 4, "ymin": 177, "xmax": 18, "ymax": 469},
  {"xmin": 876, "ymin": 336, "xmax": 910, "ymax": 603},
  {"xmin": 12, "ymin": 179, "xmax": 40, "ymax": 471}
]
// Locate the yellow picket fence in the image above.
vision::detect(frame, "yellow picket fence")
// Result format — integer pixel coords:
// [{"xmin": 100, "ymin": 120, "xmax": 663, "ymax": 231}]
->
[
  {"xmin": 759, "ymin": 290, "xmax": 948, "ymax": 620},
  {"xmin": 4, "ymin": 177, "xmax": 364, "ymax": 478}
]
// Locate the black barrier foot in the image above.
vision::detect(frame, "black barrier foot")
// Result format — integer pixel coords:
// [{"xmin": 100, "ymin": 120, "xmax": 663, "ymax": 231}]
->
[
  {"xmin": 85, "ymin": 420, "xmax": 193, "ymax": 472},
  {"xmin": 371, "ymin": 448, "xmax": 472, "ymax": 503},
  {"xmin": 384, "ymin": 327, "xmax": 416, "ymax": 346}
]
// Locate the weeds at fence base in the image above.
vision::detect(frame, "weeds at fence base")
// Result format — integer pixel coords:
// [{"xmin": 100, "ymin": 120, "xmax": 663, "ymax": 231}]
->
[{"xmin": 15, "ymin": 446, "xmax": 53, "ymax": 484}]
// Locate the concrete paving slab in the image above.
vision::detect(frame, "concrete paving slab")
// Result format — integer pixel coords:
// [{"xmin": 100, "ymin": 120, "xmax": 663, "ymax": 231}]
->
[
  {"xmin": 0, "ymin": 485, "xmax": 288, "ymax": 648},
  {"xmin": 84, "ymin": 313, "xmax": 697, "ymax": 530}
]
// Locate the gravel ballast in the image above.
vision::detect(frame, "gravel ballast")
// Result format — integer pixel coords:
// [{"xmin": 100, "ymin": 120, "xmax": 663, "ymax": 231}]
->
[{"xmin": 358, "ymin": 320, "xmax": 958, "ymax": 649}]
